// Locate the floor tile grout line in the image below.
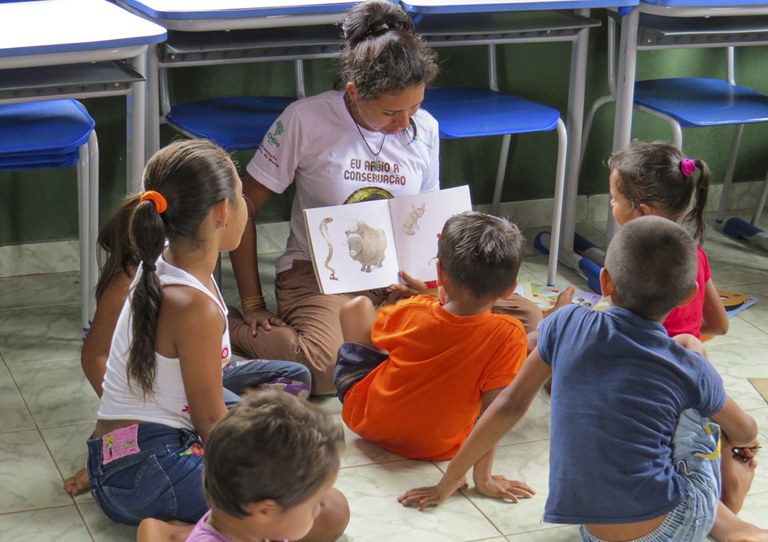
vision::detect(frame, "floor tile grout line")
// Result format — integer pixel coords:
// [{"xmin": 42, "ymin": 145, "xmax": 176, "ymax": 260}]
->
[
  {"xmin": 0, "ymin": 301, "xmax": 81, "ymax": 314},
  {"xmin": 0, "ymin": 503, "xmax": 77, "ymax": 517},
  {"xmin": 73, "ymin": 500, "xmax": 99, "ymax": 542},
  {"xmin": 2, "ymin": 354, "xmax": 83, "ymax": 510}
]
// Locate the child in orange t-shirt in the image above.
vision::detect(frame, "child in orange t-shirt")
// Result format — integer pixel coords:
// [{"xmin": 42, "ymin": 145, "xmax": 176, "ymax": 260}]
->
[{"xmin": 334, "ymin": 211, "xmax": 535, "ymax": 502}]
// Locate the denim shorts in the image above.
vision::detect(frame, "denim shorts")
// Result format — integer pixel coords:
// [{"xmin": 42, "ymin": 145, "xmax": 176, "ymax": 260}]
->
[
  {"xmin": 87, "ymin": 423, "xmax": 208, "ymax": 525},
  {"xmin": 580, "ymin": 409, "xmax": 721, "ymax": 542}
]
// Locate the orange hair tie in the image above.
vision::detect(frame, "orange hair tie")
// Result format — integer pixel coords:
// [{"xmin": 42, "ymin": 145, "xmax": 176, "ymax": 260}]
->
[{"xmin": 140, "ymin": 190, "xmax": 168, "ymax": 214}]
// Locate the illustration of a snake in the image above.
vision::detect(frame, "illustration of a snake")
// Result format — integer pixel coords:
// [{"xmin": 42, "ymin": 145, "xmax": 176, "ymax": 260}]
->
[{"xmin": 319, "ymin": 217, "xmax": 338, "ymax": 281}]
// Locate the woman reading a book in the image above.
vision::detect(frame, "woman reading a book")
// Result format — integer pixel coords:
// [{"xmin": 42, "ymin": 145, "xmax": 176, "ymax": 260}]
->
[{"xmin": 229, "ymin": 0, "xmax": 541, "ymax": 394}]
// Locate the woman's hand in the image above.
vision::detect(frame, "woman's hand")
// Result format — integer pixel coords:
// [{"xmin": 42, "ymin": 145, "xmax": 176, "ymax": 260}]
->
[
  {"xmin": 244, "ymin": 307, "xmax": 285, "ymax": 336},
  {"xmin": 386, "ymin": 271, "xmax": 429, "ymax": 299}
]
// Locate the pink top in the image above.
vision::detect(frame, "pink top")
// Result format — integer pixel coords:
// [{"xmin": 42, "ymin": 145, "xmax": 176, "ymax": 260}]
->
[
  {"xmin": 186, "ymin": 511, "xmax": 287, "ymax": 542},
  {"xmin": 663, "ymin": 246, "xmax": 710, "ymax": 338}
]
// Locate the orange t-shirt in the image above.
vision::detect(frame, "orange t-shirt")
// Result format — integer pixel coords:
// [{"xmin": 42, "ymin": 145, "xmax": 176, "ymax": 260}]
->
[{"xmin": 341, "ymin": 295, "xmax": 527, "ymax": 461}]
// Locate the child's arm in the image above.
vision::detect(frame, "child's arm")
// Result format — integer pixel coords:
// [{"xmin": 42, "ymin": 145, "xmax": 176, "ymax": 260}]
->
[
  {"xmin": 470, "ymin": 388, "xmax": 535, "ymax": 502},
  {"xmin": 701, "ymin": 279, "xmax": 728, "ymax": 336},
  {"xmin": 168, "ymin": 288, "xmax": 228, "ymax": 441},
  {"xmin": 399, "ymin": 348, "xmax": 552, "ymax": 510},
  {"xmin": 710, "ymin": 396, "xmax": 758, "ymax": 448},
  {"xmin": 81, "ymin": 271, "xmax": 133, "ymax": 397}
]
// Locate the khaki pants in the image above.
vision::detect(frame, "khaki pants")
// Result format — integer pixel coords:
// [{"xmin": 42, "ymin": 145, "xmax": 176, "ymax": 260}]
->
[{"xmin": 229, "ymin": 259, "xmax": 541, "ymax": 395}]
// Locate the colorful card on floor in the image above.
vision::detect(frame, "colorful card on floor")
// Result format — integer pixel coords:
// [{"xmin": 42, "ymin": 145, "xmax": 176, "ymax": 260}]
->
[
  {"xmin": 512, "ymin": 281, "xmax": 610, "ymax": 311},
  {"xmin": 718, "ymin": 289, "xmax": 758, "ymax": 318}
]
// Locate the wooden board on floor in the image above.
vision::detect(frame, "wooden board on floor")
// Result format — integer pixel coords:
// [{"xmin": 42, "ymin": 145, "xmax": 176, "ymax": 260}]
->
[{"xmin": 749, "ymin": 378, "xmax": 768, "ymax": 403}]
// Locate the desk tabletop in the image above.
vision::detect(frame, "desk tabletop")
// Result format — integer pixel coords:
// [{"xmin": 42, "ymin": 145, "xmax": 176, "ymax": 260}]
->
[
  {"xmin": 641, "ymin": 0, "xmax": 768, "ymax": 6},
  {"xmin": 118, "ymin": 0, "xmax": 395, "ymax": 20},
  {"xmin": 401, "ymin": 0, "xmax": 639, "ymax": 14},
  {"xmin": 0, "ymin": 0, "xmax": 166, "ymax": 59}
]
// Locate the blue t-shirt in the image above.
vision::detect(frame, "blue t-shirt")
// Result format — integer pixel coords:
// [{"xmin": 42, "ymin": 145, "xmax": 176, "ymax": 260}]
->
[{"xmin": 538, "ymin": 305, "xmax": 726, "ymax": 525}]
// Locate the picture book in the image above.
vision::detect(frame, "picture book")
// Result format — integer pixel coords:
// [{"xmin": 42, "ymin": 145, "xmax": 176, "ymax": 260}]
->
[
  {"xmin": 304, "ymin": 186, "xmax": 472, "ymax": 294},
  {"xmin": 512, "ymin": 281, "xmax": 610, "ymax": 311}
]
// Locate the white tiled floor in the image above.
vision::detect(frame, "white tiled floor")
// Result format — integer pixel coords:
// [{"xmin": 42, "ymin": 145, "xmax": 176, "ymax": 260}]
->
[{"xmin": 0, "ymin": 219, "xmax": 766, "ymax": 541}]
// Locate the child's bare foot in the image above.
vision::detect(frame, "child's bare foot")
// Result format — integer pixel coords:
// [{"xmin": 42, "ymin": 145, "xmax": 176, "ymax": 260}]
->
[
  {"xmin": 63, "ymin": 468, "xmax": 90, "ymax": 496},
  {"xmin": 137, "ymin": 518, "xmax": 194, "ymax": 542},
  {"xmin": 711, "ymin": 502, "xmax": 768, "ymax": 542},
  {"xmin": 721, "ymin": 442, "xmax": 758, "ymax": 514},
  {"xmin": 719, "ymin": 524, "xmax": 768, "ymax": 542}
]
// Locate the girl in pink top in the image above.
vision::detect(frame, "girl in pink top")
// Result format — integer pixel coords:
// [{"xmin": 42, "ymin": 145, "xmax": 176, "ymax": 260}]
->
[{"xmin": 607, "ymin": 141, "xmax": 728, "ymax": 339}]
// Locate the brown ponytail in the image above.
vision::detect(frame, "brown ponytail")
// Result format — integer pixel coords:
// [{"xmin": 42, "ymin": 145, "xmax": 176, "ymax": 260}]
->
[
  {"xmin": 126, "ymin": 198, "xmax": 166, "ymax": 397},
  {"xmin": 125, "ymin": 140, "xmax": 239, "ymax": 397},
  {"xmin": 683, "ymin": 158, "xmax": 710, "ymax": 244}
]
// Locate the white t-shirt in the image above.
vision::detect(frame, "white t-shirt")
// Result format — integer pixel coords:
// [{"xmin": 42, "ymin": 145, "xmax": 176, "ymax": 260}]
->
[
  {"xmin": 246, "ymin": 89, "xmax": 440, "ymax": 274},
  {"xmin": 98, "ymin": 256, "xmax": 231, "ymax": 432}
]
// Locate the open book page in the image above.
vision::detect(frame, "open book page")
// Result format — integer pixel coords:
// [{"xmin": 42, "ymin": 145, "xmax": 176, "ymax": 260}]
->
[
  {"xmin": 304, "ymin": 199, "xmax": 400, "ymax": 294},
  {"xmin": 388, "ymin": 185, "xmax": 473, "ymax": 284},
  {"xmin": 512, "ymin": 281, "xmax": 610, "ymax": 311}
]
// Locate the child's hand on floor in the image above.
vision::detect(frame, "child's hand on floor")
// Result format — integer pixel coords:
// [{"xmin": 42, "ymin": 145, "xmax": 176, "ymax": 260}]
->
[
  {"xmin": 475, "ymin": 474, "xmax": 535, "ymax": 503},
  {"xmin": 398, "ymin": 475, "xmax": 468, "ymax": 511}
]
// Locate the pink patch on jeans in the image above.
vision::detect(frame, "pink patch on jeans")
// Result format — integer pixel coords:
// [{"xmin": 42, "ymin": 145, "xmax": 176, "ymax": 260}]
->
[{"xmin": 101, "ymin": 424, "xmax": 141, "ymax": 465}]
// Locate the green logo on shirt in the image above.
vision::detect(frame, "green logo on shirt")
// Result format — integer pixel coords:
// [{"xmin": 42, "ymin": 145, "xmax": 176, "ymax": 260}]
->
[{"xmin": 267, "ymin": 120, "xmax": 284, "ymax": 148}]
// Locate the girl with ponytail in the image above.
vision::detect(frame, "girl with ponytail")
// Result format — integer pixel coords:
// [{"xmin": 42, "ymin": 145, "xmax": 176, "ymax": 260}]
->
[
  {"xmin": 607, "ymin": 140, "xmax": 728, "ymax": 338},
  {"xmin": 84, "ymin": 140, "xmax": 347, "ymax": 539}
]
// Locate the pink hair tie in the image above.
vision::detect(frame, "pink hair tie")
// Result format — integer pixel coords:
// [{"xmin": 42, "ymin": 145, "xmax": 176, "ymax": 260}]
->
[{"xmin": 680, "ymin": 158, "xmax": 697, "ymax": 177}]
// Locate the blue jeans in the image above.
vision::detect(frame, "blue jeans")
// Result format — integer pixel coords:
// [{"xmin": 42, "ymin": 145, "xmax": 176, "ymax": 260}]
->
[
  {"xmin": 580, "ymin": 409, "xmax": 721, "ymax": 542},
  {"xmin": 87, "ymin": 423, "xmax": 208, "ymax": 525},
  {"xmin": 222, "ymin": 358, "xmax": 311, "ymax": 406}
]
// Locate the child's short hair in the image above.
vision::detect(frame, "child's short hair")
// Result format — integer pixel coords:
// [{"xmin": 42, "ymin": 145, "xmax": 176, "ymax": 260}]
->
[
  {"xmin": 605, "ymin": 215, "xmax": 698, "ymax": 319},
  {"xmin": 203, "ymin": 392, "xmax": 344, "ymax": 517},
  {"xmin": 437, "ymin": 211, "xmax": 524, "ymax": 300}
]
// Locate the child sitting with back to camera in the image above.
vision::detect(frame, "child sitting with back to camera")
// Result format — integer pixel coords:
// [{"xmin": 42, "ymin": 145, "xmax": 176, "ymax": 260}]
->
[
  {"xmin": 80, "ymin": 140, "xmax": 347, "ymax": 538},
  {"xmin": 65, "ymin": 189, "xmax": 310, "ymax": 497},
  {"xmin": 608, "ymin": 140, "xmax": 728, "ymax": 339},
  {"xmin": 334, "ymin": 211, "xmax": 535, "ymax": 502},
  {"xmin": 138, "ymin": 391, "xmax": 348, "ymax": 542},
  {"xmin": 608, "ymin": 141, "xmax": 760, "ymax": 514},
  {"xmin": 400, "ymin": 216, "xmax": 767, "ymax": 542}
]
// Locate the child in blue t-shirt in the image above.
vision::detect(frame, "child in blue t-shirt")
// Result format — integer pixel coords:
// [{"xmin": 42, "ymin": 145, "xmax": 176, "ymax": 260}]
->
[{"xmin": 400, "ymin": 216, "xmax": 766, "ymax": 542}]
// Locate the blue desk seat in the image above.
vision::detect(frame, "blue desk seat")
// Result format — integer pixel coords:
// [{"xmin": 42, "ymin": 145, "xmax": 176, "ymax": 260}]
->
[
  {"xmin": 0, "ymin": 100, "xmax": 98, "ymax": 336},
  {"xmin": 424, "ymin": 87, "xmax": 561, "ymax": 137},
  {"xmin": 423, "ymin": 86, "xmax": 567, "ymax": 286},
  {"xmin": 633, "ymin": 78, "xmax": 768, "ymax": 127},
  {"xmin": 165, "ymin": 96, "xmax": 296, "ymax": 152}
]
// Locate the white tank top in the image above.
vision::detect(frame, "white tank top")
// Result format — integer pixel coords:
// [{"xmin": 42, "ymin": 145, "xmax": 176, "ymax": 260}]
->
[{"xmin": 98, "ymin": 255, "xmax": 231, "ymax": 431}]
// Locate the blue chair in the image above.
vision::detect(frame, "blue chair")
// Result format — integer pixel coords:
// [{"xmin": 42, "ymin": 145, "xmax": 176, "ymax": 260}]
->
[
  {"xmin": 0, "ymin": 99, "xmax": 98, "ymax": 336},
  {"xmin": 581, "ymin": 16, "xmax": 768, "ymax": 236},
  {"xmin": 422, "ymin": 86, "xmax": 568, "ymax": 286},
  {"xmin": 165, "ymin": 95, "xmax": 295, "ymax": 152}
]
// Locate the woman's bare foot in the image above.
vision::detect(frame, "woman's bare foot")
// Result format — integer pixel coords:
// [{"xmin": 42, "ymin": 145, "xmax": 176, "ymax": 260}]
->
[
  {"xmin": 137, "ymin": 518, "xmax": 194, "ymax": 542},
  {"xmin": 63, "ymin": 467, "xmax": 91, "ymax": 496}
]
